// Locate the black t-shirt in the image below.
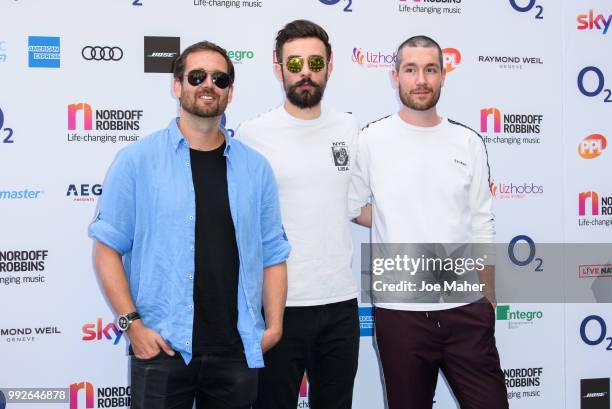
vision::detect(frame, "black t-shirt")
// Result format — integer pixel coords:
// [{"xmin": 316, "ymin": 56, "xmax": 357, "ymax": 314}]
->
[{"xmin": 190, "ymin": 142, "xmax": 243, "ymax": 355}]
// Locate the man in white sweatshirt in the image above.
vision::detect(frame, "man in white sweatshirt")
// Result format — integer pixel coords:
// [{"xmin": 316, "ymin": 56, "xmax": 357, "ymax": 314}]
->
[
  {"xmin": 349, "ymin": 36, "xmax": 508, "ymax": 409},
  {"xmin": 236, "ymin": 20, "xmax": 359, "ymax": 409}
]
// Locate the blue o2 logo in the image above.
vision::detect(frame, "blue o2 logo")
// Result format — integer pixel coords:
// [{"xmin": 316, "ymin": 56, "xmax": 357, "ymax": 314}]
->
[
  {"xmin": 0, "ymin": 108, "xmax": 15, "ymax": 144},
  {"xmin": 508, "ymin": 235, "xmax": 543, "ymax": 271},
  {"xmin": 578, "ymin": 66, "xmax": 612, "ymax": 103},
  {"xmin": 319, "ymin": 0, "xmax": 352, "ymax": 12},
  {"xmin": 580, "ymin": 315, "xmax": 612, "ymax": 351},
  {"xmin": 509, "ymin": 0, "xmax": 543, "ymax": 19}
]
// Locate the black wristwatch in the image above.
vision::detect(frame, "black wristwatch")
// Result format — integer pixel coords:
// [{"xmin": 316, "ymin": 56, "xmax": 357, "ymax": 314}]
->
[{"xmin": 116, "ymin": 311, "xmax": 141, "ymax": 331}]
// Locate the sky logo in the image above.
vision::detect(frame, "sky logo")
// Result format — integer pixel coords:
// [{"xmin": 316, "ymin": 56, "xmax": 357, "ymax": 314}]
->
[
  {"xmin": 28, "ymin": 36, "xmax": 60, "ymax": 68},
  {"xmin": 69, "ymin": 381, "xmax": 94, "ymax": 409},
  {"xmin": 82, "ymin": 318, "xmax": 124, "ymax": 345},
  {"xmin": 480, "ymin": 107, "xmax": 502, "ymax": 133},
  {"xmin": 577, "ymin": 10, "xmax": 612, "ymax": 34},
  {"xmin": 68, "ymin": 103, "xmax": 93, "ymax": 130}
]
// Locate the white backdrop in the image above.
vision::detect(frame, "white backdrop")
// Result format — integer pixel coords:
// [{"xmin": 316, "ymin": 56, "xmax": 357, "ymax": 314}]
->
[{"xmin": 1, "ymin": 1, "xmax": 611, "ymax": 408}]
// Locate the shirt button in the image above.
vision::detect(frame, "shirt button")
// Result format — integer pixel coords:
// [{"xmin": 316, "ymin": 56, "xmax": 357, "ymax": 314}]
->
[
  {"xmin": 188, "ymin": 274, "xmax": 193, "ymax": 280},
  {"xmin": 190, "ymin": 245, "xmax": 194, "ymax": 251},
  {"xmin": 188, "ymin": 304, "xmax": 193, "ymax": 310},
  {"xmin": 186, "ymin": 161, "xmax": 190, "ymax": 166},
  {"xmin": 189, "ymin": 216, "xmax": 194, "ymax": 220},
  {"xmin": 186, "ymin": 341, "xmax": 190, "ymax": 346}
]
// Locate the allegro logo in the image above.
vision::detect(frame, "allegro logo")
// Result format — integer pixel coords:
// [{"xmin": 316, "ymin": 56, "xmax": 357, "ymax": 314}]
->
[
  {"xmin": 577, "ymin": 10, "xmax": 612, "ymax": 34},
  {"xmin": 442, "ymin": 48, "xmax": 461, "ymax": 73},
  {"xmin": 70, "ymin": 381, "xmax": 94, "ymax": 409},
  {"xmin": 82, "ymin": 318, "xmax": 123, "ymax": 345},
  {"xmin": 68, "ymin": 103, "xmax": 93, "ymax": 130},
  {"xmin": 579, "ymin": 134, "xmax": 607, "ymax": 159}
]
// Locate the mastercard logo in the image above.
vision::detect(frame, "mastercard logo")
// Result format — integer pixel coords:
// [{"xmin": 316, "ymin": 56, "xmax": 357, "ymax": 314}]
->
[{"xmin": 578, "ymin": 133, "xmax": 607, "ymax": 159}]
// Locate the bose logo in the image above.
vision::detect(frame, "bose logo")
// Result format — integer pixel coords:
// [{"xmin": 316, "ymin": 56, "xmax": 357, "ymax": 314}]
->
[
  {"xmin": 148, "ymin": 52, "xmax": 177, "ymax": 57},
  {"xmin": 583, "ymin": 392, "xmax": 608, "ymax": 398}
]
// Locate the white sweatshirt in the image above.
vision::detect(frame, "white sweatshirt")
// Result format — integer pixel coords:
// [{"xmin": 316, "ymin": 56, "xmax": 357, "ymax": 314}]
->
[
  {"xmin": 348, "ymin": 114, "xmax": 495, "ymax": 311},
  {"xmin": 237, "ymin": 106, "xmax": 359, "ymax": 306}
]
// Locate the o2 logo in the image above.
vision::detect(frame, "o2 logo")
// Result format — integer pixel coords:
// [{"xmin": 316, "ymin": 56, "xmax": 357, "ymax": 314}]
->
[
  {"xmin": 578, "ymin": 66, "xmax": 611, "ymax": 103},
  {"xmin": 580, "ymin": 315, "xmax": 612, "ymax": 351},
  {"xmin": 132, "ymin": 0, "xmax": 143, "ymax": 5},
  {"xmin": 319, "ymin": 0, "xmax": 353, "ymax": 13},
  {"xmin": 509, "ymin": 0, "xmax": 543, "ymax": 20},
  {"xmin": 0, "ymin": 108, "xmax": 15, "ymax": 144},
  {"xmin": 508, "ymin": 235, "xmax": 543, "ymax": 272}
]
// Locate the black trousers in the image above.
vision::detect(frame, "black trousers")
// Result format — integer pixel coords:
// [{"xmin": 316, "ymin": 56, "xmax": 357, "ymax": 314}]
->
[
  {"xmin": 375, "ymin": 299, "xmax": 509, "ymax": 409},
  {"xmin": 254, "ymin": 298, "xmax": 360, "ymax": 409},
  {"xmin": 130, "ymin": 351, "xmax": 258, "ymax": 409}
]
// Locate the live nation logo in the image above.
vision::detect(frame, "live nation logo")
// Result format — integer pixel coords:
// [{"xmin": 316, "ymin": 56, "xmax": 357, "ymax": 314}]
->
[{"xmin": 579, "ymin": 264, "xmax": 612, "ymax": 278}]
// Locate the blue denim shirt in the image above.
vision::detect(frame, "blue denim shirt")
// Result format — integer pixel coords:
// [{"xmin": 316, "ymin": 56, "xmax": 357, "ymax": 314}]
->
[{"xmin": 89, "ymin": 118, "xmax": 290, "ymax": 367}]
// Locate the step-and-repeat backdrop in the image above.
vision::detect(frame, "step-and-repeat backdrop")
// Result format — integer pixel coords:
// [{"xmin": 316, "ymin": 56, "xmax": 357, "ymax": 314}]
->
[{"xmin": 1, "ymin": 1, "xmax": 610, "ymax": 408}]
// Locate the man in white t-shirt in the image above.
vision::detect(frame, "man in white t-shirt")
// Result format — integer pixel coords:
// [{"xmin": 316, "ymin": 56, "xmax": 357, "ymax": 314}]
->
[
  {"xmin": 349, "ymin": 36, "xmax": 508, "ymax": 409},
  {"xmin": 236, "ymin": 20, "xmax": 359, "ymax": 409}
]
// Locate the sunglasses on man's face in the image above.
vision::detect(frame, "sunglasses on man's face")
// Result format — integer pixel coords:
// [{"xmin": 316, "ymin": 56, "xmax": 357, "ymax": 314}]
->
[
  {"xmin": 186, "ymin": 69, "xmax": 231, "ymax": 89},
  {"xmin": 282, "ymin": 55, "xmax": 326, "ymax": 74}
]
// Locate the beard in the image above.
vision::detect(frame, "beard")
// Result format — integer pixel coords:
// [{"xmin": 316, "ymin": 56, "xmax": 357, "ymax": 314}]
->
[
  {"xmin": 399, "ymin": 83, "xmax": 441, "ymax": 111},
  {"xmin": 180, "ymin": 88, "xmax": 228, "ymax": 118},
  {"xmin": 284, "ymin": 76, "xmax": 326, "ymax": 109}
]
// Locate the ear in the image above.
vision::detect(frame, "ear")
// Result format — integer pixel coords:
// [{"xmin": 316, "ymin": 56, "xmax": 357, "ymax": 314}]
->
[
  {"xmin": 441, "ymin": 67, "xmax": 447, "ymax": 87},
  {"xmin": 391, "ymin": 69, "xmax": 399, "ymax": 89},
  {"xmin": 326, "ymin": 51, "xmax": 334, "ymax": 81},
  {"xmin": 172, "ymin": 77, "xmax": 182, "ymax": 99},
  {"xmin": 274, "ymin": 62, "xmax": 283, "ymax": 82},
  {"xmin": 227, "ymin": 85, "xmax": 234, "ymax": 105}
]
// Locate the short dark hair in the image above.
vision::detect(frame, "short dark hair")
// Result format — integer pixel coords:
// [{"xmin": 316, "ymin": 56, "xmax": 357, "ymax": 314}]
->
[
  {"xmin": 395, "ymin": 35, "xmax": 443, "ymax": 72},
  {"xmin": 275, "ymin": 19, "xmax": 332, "ymax": 63},
  {"xmin": 172, "ymin": 40, "xmax": 235, "ymax": 86}
]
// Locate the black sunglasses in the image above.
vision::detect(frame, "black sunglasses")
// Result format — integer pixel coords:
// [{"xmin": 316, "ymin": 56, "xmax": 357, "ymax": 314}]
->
[{"xmin": 186, "ymin": 69, "xmax": 231, "ymax": 89}]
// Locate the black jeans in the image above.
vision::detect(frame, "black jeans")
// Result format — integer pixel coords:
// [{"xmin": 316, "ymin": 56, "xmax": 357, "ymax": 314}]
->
[
  {"xmin": 130, "ymin": 351, "xmax": 258, "ymax": 409},
  {"xmin": 254, "ymin": 298, "xmax": 360, "ymax": 409}
]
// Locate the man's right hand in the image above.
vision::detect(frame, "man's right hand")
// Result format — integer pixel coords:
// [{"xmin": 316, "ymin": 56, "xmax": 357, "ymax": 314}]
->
[{"xmin": 126, "ymin": 320, "xmax": 175, "ymax": 359}]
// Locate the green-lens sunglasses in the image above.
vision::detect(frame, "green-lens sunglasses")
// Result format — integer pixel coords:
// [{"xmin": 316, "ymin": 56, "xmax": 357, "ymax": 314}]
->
[{"xmin": 283, "ymin": 55, "xmax": 326, "ymax": 74}]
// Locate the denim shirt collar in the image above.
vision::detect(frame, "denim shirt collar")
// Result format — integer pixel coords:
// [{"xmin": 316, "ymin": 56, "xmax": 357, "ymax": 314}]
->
[{"xmin": 168, "ymin": 117, "xmax": 233, "ymax": 157}]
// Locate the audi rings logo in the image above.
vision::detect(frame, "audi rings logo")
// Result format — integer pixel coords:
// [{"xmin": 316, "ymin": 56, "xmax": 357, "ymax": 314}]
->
[{"xmin": 81, "ymin": 46, "xmax": 123, "ymax": 61}]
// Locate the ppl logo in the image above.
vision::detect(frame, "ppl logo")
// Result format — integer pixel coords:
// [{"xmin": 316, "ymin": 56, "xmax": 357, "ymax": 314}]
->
[
  {"xmin": 82, "ymin": 318, "xmax": 124, "ymax": 345},
  {"xmin": 579, "ymin": 134, "xmax": 607, "ymax": 159},
  {"xmin": 577, "ymin": 10, "xmax": 612, "ymax": 34},
  {"xmin": 68, "ymin": 103, "xmax": 93, "ymax": 130},
  {"xmin": 28, "ymin": 36, "xmax": 60, "ymax": 68},
  {"xmin": 70, "ymin": 381, "xmax": 94, "ymax": 409},
  {"xmin": 480, "ymin": 107, "xmax": 502, "ymax": 133},
  {"xmin": 442, "ymin": 48, "xmax": 461, "ymax": 73}
]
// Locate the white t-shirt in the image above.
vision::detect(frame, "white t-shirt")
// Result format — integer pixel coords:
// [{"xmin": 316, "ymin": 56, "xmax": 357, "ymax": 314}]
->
[
  {"xmin": 348, "ymin": 113, "xmax": 495, "ymax": 311},
  {"xmin": 236, "ymin": 106, "xmax": 359, "ymax": 306}
]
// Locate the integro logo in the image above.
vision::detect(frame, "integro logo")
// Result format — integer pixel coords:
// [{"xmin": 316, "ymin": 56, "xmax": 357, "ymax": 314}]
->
[
  {"xmin": 479, "ymin": 107, "xmax": 543, "ymax": 146},
  {"xmin": 579, "ymin": 134, "xmax": 607, "ymax": 159},
  {"xmin": 67, "ymin": 103, "xmax": 143, "ymax": 144},
  {"xmin": 578, "ymin": 192, "xmax": 612, "ymax": 227},
  {"xmin": 226, "ymin": 50, "xmax": 254, "ymax": 64},
  {"xmin": 352, "ymin": 47, "xmax": 396, "ymax": 69},
  {"xmin": 67, "ymin": 184, "xmax": 102, "ymax": 202},
  {"xmin": 70, "ymin": 381, "xmax": 131, "ymax": 409},
  {"xmin": 442, "ymin": 48, "xmax": 461, "ymax": 73},
  {"xmin": 496, "ymin": 305, "xmax": 543, "ymax": 329},
  {"xmin": 489, "ymin": 180, "xmax": 543, "ymax": 200},
  {"xmin": 82, "ymin": 318, "xmax": 124, "ymax": 345},
  {"xmin": 28, "ymin": 36, "xmax": 60, "ymax": 68},
  {"xmin": 577, "ymin": 10, "xmax": 612, "ymax": 34}
]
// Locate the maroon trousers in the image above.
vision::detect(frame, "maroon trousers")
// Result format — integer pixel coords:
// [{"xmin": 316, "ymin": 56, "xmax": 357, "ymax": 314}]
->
[{"xmin": 375, "ymin": 300, "xmax": 509, "ymax": 409}]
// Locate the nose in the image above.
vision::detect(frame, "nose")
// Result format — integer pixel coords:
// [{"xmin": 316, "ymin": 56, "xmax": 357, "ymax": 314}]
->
[{"xmin": 415, "ymin": 68, "xmax": 426, "ymax": 84}]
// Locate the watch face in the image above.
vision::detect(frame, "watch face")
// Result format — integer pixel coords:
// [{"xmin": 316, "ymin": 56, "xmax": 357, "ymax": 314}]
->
[{"xmin": 117, "ymin": 316, "xmax": 129, "ymax": 331}]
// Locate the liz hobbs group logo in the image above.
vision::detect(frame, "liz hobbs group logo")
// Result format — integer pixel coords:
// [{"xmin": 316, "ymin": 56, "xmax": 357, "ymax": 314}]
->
[
  {"xmin": 67, "ymin": 102, "xmax": 143, "ymax": 143},
  {"xmin": 578, "ymin": 191, "xmax": 612, "ymax": 228},
  {"xmin": 352, "ymin": 47, "xmax": 396, "ymax": 69},
  {"xmin": 398, "ymin": 0, "xmax": 463, "ymax": 16},
  {"xmin": 489, "ymin": 180, "xmax": 543, "ymax": 200},
  {"xmin": 479, "ymin": 107, "xmax": 543, "ymax": 146}
]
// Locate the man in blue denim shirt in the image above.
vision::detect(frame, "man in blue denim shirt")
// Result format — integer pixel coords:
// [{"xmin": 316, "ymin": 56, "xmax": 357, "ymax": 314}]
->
[{"xmin": 89, "ymin": 41, "xmax": 290, "ymax": 409}]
